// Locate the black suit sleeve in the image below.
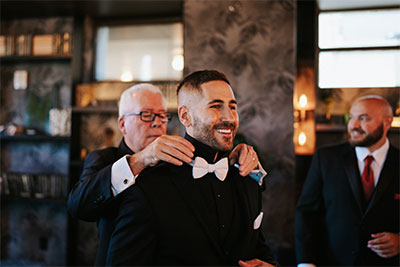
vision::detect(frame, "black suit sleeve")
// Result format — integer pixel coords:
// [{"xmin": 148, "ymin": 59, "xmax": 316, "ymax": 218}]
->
[
  {"xmin": 295, "ymin": 149, "xmax": 326, "ymax": 264},
  {"xmin": 255, "ymin": 229, "xmax": 279, "ymax": 266},
  {"xmin": 106, "ymin": 184, "xmax": 157, "ymax": 266},
  {"xmin": 67, "ymin": 150, "xmax": 116, "ymax": 221}
]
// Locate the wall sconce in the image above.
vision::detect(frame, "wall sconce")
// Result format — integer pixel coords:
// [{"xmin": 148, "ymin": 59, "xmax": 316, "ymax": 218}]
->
[
  {"xmin": 294, "ymin": 119, "xmax": 316, "ymax": 155},
  {"xmin": 293, "ymin": 64, "xmax": 316, "ymax": 155}
]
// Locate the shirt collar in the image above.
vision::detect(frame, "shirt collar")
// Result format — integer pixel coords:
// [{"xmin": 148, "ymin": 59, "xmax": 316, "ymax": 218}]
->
[
  {"xmin": 184, "ymin": 133, "xmax": 230, "ymax": 163},
  {"xmin": 355, "ymin": 138, "xmax": 389, "ymax": 168},
  {"xmin": 120, "ymin": 138, "xmax": 135, "ymax": 155}
]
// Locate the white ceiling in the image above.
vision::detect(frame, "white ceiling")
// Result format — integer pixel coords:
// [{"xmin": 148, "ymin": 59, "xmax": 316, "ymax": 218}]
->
[{"xmin": 317, "ymin": 0, "xmax": 400, "ymax": 10}]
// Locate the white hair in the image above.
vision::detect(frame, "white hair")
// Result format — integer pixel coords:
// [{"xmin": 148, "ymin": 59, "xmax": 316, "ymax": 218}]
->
[{"xmin": 118, "ymin": 83, "xmax": 166, "ymax": 116}]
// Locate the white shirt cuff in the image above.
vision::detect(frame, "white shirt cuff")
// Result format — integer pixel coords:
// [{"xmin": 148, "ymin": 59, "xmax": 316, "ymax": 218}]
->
[
  {"xmin": 111, "ymin": 155, "xmax": 137, "ymax": 196},
  {"xmin": 234, "ymin": 161, "xmax": 267, "ymax": 186},
  {"xmin": 298, "ymin": 264, "xmax": 316, "ymax": 267},
  {"xmin": 253, "ymin": 161, "xmax": 267, "ymax": 186}
]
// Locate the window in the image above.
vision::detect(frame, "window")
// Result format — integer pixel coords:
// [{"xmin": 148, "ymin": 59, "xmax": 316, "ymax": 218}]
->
[
  {"xmin": 317, "ymin": 8, "xmax": 400, "ymax": 89},
  {"xmin": 95, "ymin": 22, "xmax": 183, "ymax": 82}
]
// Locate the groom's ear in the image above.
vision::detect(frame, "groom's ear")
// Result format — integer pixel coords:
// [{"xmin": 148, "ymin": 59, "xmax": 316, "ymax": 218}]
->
[{"xmin": 178, "ymin": 105, "xmax": 192, "ymax": 127}]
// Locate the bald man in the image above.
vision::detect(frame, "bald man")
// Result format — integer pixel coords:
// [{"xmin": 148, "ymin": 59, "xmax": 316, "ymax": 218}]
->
[
  {"xmin": 296, "ymin": 95, "xmax": 399, "ymax": 266},
  {"xmin": 68, "ymin": 83, "xmax": 266, "ymax": 265}
]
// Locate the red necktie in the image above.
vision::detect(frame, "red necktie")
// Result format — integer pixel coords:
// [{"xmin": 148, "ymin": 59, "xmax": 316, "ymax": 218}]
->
[{"xmin": 361, "ymin": 155, "xmax": 375, "ymax": 202}]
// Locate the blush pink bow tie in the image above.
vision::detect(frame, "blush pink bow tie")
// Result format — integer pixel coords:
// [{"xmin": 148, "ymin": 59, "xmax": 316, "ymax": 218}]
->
[{"xmin": 191, "ymin": 156, "xmax": 229, "ymax": 181}]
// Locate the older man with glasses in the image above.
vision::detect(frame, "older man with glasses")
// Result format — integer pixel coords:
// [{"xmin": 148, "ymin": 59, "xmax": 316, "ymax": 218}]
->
[{"xmin": 67, "ymin": 83, "xmax": 266, "ymax": 266}]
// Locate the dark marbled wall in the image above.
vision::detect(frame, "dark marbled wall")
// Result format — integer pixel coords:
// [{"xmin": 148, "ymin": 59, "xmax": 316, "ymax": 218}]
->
[{"xmin": 184, "ymin": 0, "xmax": 296, "ymax": 258}]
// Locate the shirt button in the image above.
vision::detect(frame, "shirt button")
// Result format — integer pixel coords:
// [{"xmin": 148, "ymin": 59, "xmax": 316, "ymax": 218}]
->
[
  {"xmin": 221, "ymin": 224, "xmax": 225, "ymax": 228},
  {"xmin": 217, "ymin": 194, "xmax": 221, "ymax": 198},
  {"xmin": 123, "ymin": 178, "xmax": 129, "ymax": 184}
]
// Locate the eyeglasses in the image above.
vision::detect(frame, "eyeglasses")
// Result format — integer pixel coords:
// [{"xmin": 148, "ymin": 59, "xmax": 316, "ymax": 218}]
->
[{"xmin": 123, "ymin": 111, "xmax": 171, "ymax": 123}]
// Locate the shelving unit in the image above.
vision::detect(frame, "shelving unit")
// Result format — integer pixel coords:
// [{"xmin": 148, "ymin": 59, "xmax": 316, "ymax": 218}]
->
[
  {"xmin": 0, "ymin": 135, "xmax": 70, "ymax": 142},
  {"xmin": 0, "ymin": 55, "xmax": 71, "ymax": 63},
  {"xmin": 0, "ymin": 16, "xmax": 78, "ymax": 266}
]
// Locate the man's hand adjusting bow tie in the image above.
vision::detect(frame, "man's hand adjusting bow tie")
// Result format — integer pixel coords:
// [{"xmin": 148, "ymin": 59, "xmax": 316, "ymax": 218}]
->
[{"xmin": 191, "ymin": 156, "xmax": 229, "ymax": 181}]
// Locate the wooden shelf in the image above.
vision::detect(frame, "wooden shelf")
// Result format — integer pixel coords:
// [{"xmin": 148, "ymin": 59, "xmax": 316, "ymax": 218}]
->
[
  {"xmin": 0, "ymin": 55, "xmax": 72, "ymax": 63},
  {"xmin": 0, "ymin": 135, "xmax": 70, "ymax": 142}
]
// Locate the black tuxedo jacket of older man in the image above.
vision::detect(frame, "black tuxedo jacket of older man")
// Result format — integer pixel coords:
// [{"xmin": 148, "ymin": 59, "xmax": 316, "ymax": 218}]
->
[
  {"xmin": 106, "ymin": 134, "xmax": 277, "ymax": 266},
  {"xmin": 296, "ymin": 142, "xmax": 400, "ymax": 266},
  {"xmin": 67, "ymin": 139, "xmax": 133, "ymax": 266}
]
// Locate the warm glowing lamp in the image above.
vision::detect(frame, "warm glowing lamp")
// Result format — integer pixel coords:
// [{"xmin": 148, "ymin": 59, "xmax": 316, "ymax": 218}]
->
[
  {"xmin": 293, "ymin": 64, "xmax": 316, "ymax": 155},
  {"xmin": 171, "ymin": 55, "xmax": 184, "ymax": 71},
  {"xmin": 299, "ymin": 94, "xmax": 307, "ymax": 108},
  {"xmin": 298, "ymin": 132, "xmax": 306, "ymax": 146},
  {"xmin": 120, "ymin": 71, "xmax": 133, "ymax": 82},
  {"xmin": 293, "ymin": 66, "xmax": 315, "ymax": 111},
  {"xmin": 298, "ymin": 94, "xmax": 308, "ymax": 120},
  {"xmin": 294, "ymin": 119, "xmax": 316, "ymax": 155}
]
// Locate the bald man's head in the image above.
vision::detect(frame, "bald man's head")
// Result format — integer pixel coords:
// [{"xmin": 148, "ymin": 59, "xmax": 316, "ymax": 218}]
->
[
  {"xmin": 352, "ymin": 95, "xmax": 393, "ymax": 118},
  {"xmin": 348, "ymin": 95, "xmax": 393, "ymax": 151}
]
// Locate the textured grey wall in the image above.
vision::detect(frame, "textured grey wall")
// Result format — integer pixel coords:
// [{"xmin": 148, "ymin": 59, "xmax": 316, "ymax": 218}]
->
[{"xmin": 184, "ymin": 0, "xmax": 296, "ymax": 256}]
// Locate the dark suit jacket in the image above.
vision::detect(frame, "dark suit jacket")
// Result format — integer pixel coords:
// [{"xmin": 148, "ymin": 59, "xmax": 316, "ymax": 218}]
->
[
  {"xmin": 67, "ymin": 139, "xmax": 133, "ymax": 266},
  {"xmin": 106, "ymin": 135, "xmax": 277, "ymax": 266},
  {"xmin": 296, "ymin": 142, "xmax": 400, "ymax": 266}
]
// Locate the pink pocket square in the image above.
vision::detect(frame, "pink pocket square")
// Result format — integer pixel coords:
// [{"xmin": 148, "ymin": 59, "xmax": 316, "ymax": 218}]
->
[{"xmin": 394, "ymin": 193, "xmax": 400, "ymax": 200}]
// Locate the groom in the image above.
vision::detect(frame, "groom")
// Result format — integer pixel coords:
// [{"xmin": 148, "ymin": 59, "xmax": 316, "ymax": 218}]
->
[{"xmin": 106, "ymin": 70, "xmax": 277, "ymax": 266}]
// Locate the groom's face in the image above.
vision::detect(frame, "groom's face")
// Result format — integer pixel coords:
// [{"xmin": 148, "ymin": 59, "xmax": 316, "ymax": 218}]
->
[{"xmin": 188, "ymin": 80, "xmax": 239, "ymax": 151}]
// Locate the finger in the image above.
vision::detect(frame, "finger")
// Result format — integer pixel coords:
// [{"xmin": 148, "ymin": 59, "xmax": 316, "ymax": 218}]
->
[
  {"xmin": 240, "ymin": 149, "xmax": 258, "ymax": 176},
  {"xmin": 371, "ymin": 232, "xmax": 386, "ymax": 238},
  {"xmin": 375, "ymin": 250, "xmax": 396, "ymax": 258},
  {"xmin": 157, "ymin": 137, "xmax": 195, "ymax": 159},
  {"xmin": 238, "ymin": 259, "xmax": 259, "ymax": 267},
  {"xmin": 168, "ymin": 136, "xmax": 195, "ymax": 152},
  {"xmin": 368, "ymin": 236, "xmax": 389, "ymax": 245},
  {"xmin": 156, "ymin": 151, "xmax": 185, "ymax": 166},
  {"xmin": 368, "ymin": 240, "xmax": 393, "ymax": 250},
  {"xmin": 238, "ymin": 144, "xmax": 249, "ymax": 166},
  {"xmin": 229, "ymin": 148, "xmax": 240, "ymax": 165},
  {"xmin": 369, "ymin": 244, "xmax": 394, "ymax": 254},
  {"xmin": 159, "ymin": 135, "xmax": 195, "ymax": 153},
  {"xmin": 158, "ymin": 144, "xmax": 194, "ymax": 164}
]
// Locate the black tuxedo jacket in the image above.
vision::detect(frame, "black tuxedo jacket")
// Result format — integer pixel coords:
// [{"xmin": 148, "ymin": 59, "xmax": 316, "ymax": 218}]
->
[
  {"xmin": 296, "ymin": 142, "xmax": 399, "ymax": 266},
  {"xmin": 67, "ymin": 139, "xmax": 133, "ymax": 266},
  {"xmin": 106, "ymin": 135, "xmax": 276, "ymax": 266}
]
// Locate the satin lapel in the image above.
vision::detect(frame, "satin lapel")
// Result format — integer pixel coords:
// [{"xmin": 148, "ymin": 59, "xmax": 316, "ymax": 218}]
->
[
  {"xmin": 343, "ymin": 147, "xmax": 365, "ymax": 215},
  {"xmin": 168, "ymin": 164, "xmax": 226, "ymax": 259},
  {"xmin": 364, "ymin": 146, "xmax": 398, "ymax": 216}
]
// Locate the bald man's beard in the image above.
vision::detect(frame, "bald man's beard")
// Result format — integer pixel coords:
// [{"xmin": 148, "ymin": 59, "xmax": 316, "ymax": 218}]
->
[
  {"xmin": 191, "ymin": 116, "xmax": 237, "ymax": 152},
  {"xmin": 349, "ymin": 123, "xmax": 384, "ymax": 147}
]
